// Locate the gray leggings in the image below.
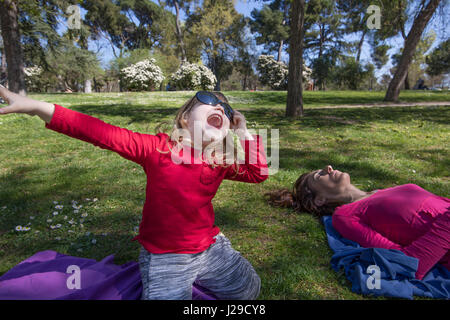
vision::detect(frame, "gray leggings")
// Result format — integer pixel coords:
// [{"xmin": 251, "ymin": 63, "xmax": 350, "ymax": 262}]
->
[{"xmin": 138, "ymin": 233, "xmax": 261, "ymax": 300}]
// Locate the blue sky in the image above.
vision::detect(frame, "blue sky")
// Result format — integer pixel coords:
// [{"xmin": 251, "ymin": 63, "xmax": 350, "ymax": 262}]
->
[{"xmin": 72, "ymin": 0, "xmax": 448, "ymax": 81}]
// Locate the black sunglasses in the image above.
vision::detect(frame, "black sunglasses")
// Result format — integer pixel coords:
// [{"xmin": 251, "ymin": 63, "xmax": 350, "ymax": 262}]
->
[{"xmin": 195, "ymin": 91, "xmax": 234, "ymax": 122}]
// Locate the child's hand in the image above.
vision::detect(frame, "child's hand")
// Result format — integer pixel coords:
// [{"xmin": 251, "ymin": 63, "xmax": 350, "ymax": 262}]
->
[
  {"xmin": 231, "ymin": 110, "xmax": 254, "ymax": 140},
  {"xmin": 0, "ymin": 84, "xmax": 40, "ymax": 116},
  {"xmin": 230, "ymin": 110, "xmax": 247, "ymax": 131},
  {"xmin": 0, "ymin": 84, "xmax": 55, "ymax": 123}
]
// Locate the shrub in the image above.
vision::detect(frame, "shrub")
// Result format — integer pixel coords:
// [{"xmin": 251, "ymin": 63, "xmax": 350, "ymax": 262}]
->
[
  {"xmin": 119, "ymin": 59, "xmax": 165, "ymax": 91},
  {"xmin": 257, "ymin": 55, "xmax": 288, "ymax": 90},
  {"xmin": 257, "ymin": 55, "xmax": 313, "ymax": 90},
  {"xmin": 169, "ymin": 62, "xmax": 216, "ymax": 91},
  {"xmin": 24, "ymin": 66, "xmax": 44, "ymax": 92}
]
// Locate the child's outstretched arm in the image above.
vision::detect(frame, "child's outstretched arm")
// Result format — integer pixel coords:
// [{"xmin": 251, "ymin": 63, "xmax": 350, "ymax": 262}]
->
[
  {"xmin": 224, "ymin": 110, "xmax": 269, "ymax": 184},
  {"xmin": 0, "ymin": 84, "xmax": 55, "ymax": 123},
  {"xmin": 0, "ymin": 85, "xmax": 159, "ymax": 166}
]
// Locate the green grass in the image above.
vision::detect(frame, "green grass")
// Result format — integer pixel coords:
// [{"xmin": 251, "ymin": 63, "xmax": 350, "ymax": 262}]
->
[{"xmin": 0, "ymin": 90, "xmax": 449, "ymax": 300}]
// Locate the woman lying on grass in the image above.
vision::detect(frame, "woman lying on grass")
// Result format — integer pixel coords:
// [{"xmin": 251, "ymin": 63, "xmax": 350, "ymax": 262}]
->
[
  {"xmin": 267, "ymin": 165, "xmax": 449, "ymax": 280},
  {"xmin": 0, "ymin": 85, "xmax": 268, "ymax": 300}
]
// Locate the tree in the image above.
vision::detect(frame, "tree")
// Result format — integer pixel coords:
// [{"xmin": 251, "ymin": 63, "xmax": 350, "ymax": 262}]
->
[
  {"xmin": 81, "ymin": 0, "xmax": 173, "ymax": 58},
  {"xmin": 162, "ymin": 0, "xmax": 193, "ymax": 65},
  {"xmin": 42, "ymin": 43, "xmax": 103, "ymax": 92},
  {"xmin": 286, "ymin": 0, "xmax": 306, "ymax": 117},
  {"xmin": 385, "ymin": 0, "xmax": 442, "ymax": 102},
  {"xmin": 304, "ymin": 0, "xmax": 347, "ymax": 90},
  {"xmin": 185, "ymin": 0, "xmax": 245, "ymax": 91},
  {"xmin": 249, "ymin": 1, "xmax": 290, "ymax": 62},
  {"xmin": 426, "ymin": 39, "xmax": 450, "ymax": 77},
  {"xmin": 332, "ymin": 57, "xmax": 371, "ymax": 90},
  {"xmin": 0, "ymin": 0, "xmax": 26, "ymax": 95}
]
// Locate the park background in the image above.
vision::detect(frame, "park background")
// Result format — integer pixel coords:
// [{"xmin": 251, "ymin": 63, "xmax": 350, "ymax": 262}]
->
[{"xmin": 0, "ymin": 0, "xmax": 449, "ymax": 299}]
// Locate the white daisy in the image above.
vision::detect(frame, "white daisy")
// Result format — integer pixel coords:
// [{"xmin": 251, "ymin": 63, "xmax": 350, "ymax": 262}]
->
[
  {"xmin": 15, "ymin": 225, "xmax": 23, "ymax": 231},
  {"xmin": 81, "ymin": 213, "xmax": 88, "ymax": 218},
  {"xmin": 47, "ymin": 219, "xmax": 53, "ymax": 223},
  {"xmin": 53, "ymin": 211, "xmax": 59, "ymax": 216}
]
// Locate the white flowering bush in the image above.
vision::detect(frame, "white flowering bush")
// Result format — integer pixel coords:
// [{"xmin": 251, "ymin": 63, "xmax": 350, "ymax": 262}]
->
[
  {"xmin": 24, "ymin": 66, "xmax": 43, "ymax": 92},
  {"xmin": 120, "ymin": 59, "xmax": 165, "ymax": 91},
  {"xmin": 169, "ymin": 62, "xmax": 216, "ymax": 90},
  {"xmin": 257, "ymin": 55, "xmax": 288, "ymax": 90},
  {"xmin": 257, "ymin": 55, "xmax": 313, "ymax": 90}
]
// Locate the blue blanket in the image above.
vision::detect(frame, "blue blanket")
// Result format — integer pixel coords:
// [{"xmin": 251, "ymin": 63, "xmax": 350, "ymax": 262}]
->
[{"xmin": 322, "ymin": 216, "xmax": 450, "ymax": 299}]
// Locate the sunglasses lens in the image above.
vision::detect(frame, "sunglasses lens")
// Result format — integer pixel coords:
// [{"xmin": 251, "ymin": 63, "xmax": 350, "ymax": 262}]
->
[
  {"xmin": 195, "ymin": 91, "xmax": 234, "ymax": 121},
  {"xmin": 196, "ymin": 91, "xmax": 218, "ymax": 105}
]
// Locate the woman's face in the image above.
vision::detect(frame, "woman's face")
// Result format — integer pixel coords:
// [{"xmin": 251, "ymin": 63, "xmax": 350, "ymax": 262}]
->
[
  {"xmin": 184, "ymin": 102, "xmax": 231, "ymax": 145},
  {"xmin": 306, "ymin": 165, "xmax": 352, "ymax": 204}
]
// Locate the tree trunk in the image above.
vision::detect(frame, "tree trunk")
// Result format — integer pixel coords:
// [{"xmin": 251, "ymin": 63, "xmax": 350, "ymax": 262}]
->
[
  {"xmin": 84, "ymin": 79, "xmax": 92, "ymax": 93},
  {"xmin": 356, "ymin": 30, "xmax": 366, "ymax": 63},
  {"xmin": 174, "ymin": 1, "xmax": 187, "ymax": 65},
  {"xmin": 404, "ymin": 71, "xmax": 410, "ymax": 90},
  {"xmin": 0, "ymin": 45, "xmax": 7, "ymax": 85},
  {"xmin": 277, "ymin": 40, "xmax": 284, "ymax": 62},
  {"xmin": 286, "ymin": 0, "xmax": 305, "ymax": 118},
  {"xmin": 0, "ymin": 0, "xmax": 26, "ymax": 95},
  {"xmin": 385, "ymin": 0, "xmax": 441, "ymax": 102}
]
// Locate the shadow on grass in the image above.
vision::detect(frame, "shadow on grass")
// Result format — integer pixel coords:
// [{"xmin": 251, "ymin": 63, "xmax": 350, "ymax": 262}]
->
[
  {"xmin": 241, "ymin": 105, "xmax": 450, "ymax": 128},
  {"xmin": 70, "ymin": 104, "xmax": 179, "ymax": 126}
]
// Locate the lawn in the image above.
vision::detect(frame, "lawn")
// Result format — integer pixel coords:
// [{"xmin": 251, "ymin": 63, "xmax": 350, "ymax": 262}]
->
[{"xmin": 0, "ymin": 90, "xmax": 449, "ymax": 299}]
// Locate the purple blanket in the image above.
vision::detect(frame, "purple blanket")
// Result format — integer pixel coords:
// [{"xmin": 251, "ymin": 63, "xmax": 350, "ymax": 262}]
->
[{"xmin": 0, "ymin": 250, "xmax": 216, "ymax": 300}]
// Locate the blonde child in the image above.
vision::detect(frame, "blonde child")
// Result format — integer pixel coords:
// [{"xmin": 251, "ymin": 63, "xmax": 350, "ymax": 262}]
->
[{"xmin": 0, "ymin": 86, "xmax": 268, "ymax": 300}]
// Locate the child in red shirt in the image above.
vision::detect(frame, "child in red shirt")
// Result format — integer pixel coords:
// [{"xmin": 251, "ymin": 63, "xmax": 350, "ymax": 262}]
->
[{"xmin": 0, "ymin": 86, "xmax": 268, "ymax": 299}]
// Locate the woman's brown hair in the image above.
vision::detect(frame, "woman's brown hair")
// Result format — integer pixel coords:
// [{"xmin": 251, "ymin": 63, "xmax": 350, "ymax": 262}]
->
[{"xmin": 266, "ymin": 172, "xmax": 338, "ymax": 217}]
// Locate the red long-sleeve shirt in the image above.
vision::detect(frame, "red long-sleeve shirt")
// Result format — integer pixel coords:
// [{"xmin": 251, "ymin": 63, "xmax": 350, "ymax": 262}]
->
[
  {"xmin": 45, "ymin": 104, "xmax": 268, "ymax": 254},
  {"xmin": 332, "ymin": 184, "xmax": 450, "ymax": 280}
]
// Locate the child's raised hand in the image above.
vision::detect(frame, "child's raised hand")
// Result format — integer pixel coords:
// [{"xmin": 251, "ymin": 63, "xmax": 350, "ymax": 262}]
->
[
  {"xmin": 0, "ymin": 84, "xmax": 39, "ymax": 116},
  {"xmin": 230, "ymin": 110, "xmax": 247, "ymax": 131}
]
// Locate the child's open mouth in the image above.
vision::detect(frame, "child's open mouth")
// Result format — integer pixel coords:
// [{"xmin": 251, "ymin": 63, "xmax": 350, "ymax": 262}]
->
[{"xmin": 207, "ymin": 114, "xmax": 223, "ymax": 129}]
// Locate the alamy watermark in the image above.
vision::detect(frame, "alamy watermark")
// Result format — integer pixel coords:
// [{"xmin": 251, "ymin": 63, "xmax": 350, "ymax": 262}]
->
[
  {"xmin": 366, "ymin": 5, "xmax": 381, "ymax": 30},
  {"xmin": 366, "ymin": 265, "xmax": 381, "ymax": 290},
  {"xmin": 66, "ymin": 264, "xmax": 81, "ymax": 290},
  {"xmin": 67, "ymin": 5, "xmax": 81, "ymax": 30},
  {"xmin": 166, "ymin": 123, "xmax": 279, "ymax": 176}
]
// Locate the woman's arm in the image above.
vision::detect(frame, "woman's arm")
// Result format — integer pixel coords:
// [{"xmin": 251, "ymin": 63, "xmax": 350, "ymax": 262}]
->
[
  {"xmin": 332, "ymin": 213, "xmax": 403, "ymax": 251},
  {"xmin": 401, "ymin": 212, "xmax": 449, "ymax": 280}
]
